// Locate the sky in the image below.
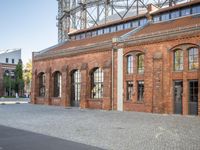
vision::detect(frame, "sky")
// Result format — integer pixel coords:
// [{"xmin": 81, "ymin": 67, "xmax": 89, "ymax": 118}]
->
[{"xmin": 0, "ymin": 0, "xmax": 58, "ymax": 64}]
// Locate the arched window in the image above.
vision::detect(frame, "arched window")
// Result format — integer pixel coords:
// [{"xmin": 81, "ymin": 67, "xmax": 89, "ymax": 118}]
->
[
  {"xmin": 188, "ymin": 48, "xmax": 199, "ymax": 70},
  {"xmin": 137, "ymin": 54, "xmax": 144, "ymax": 74},
  {"xmin": 174, "ymin": 50, "xmax": 183, "ymax": 71},
  {"xmin": 71, "ymin": 70, "xmax": 81, "ymax": 106},
  {"xmin": 54, "ymin": 71, "xmax": 61, "ymax": 97},
  {"xmin": 39, "ymin": 73, "xmax": 45, "ymax": 97},
  {"xmin": 91, "ymin": 68, "xmax": 103, "ymax": 99},
  {"xmin": 127, "ymin": 55, "xmax": 133, "ymax": 74}
]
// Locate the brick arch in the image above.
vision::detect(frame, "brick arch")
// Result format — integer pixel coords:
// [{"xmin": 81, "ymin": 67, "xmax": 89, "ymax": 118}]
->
[
  {"xmin": 69, "ymin": 65, "xmax": 81, "ymax": 74},
  {"xmin": 169, "ymin": 43, "xmax": 199, "ymax": 51},
  {"xmin": 89, "ymin": 67, "xmax": 103, "ymax": 75},
  {"xmin": 37, "ymin": 71, "xmax": 45, "ymax": 77},
  {"xmin": 52, "ymin": 70, "xmax": 62, "ymax": 76},
  {"xmin": 124, "ymin": 50, "xmax": 145, "ymax": 57}
]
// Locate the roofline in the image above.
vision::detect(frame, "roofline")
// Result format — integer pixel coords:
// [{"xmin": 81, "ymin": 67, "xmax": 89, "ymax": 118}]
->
[
  {"xmin": 0, "ymin": 48, "xmax": 21, "ymax": 55},
  {"xmin": 34, "ymin": 23, "xmax": 200, "ymax": 61},
  {"xmin": 150, "ymin": 0, "xmax": 200, "ymax": 15},
  {"xmin": 68, "ymin": 0, "xmax": 200, "ymax": 36},
  {"xmin": 68, "ymin": 13, "xmax": 147, "ymax": 36}
]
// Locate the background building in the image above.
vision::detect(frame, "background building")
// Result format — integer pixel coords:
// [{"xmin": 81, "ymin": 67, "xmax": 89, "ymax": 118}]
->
[
  {"xmin": 32, "ymin": 0, "xmax": 200, "ymax": 116},
  {"xmin": 0, "ymin": 49, "xmax": 21, "ymax": 96}
]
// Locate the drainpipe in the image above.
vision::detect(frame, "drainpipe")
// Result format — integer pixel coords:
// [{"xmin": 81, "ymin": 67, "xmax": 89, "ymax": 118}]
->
[{"xmin": 111, "ymin": 47, "xmax": 114, "ymax": 110}]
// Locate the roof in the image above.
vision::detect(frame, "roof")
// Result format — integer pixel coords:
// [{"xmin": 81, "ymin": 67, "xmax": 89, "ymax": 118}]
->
[
  {"xmin": 69, "ymin": 0, "xmax": 200, "ymax": 36},
  {"xmin": 0, "ymin": 49, "xmax": 21, "ymax": 55},
  {"xmin": 133, "ymin": 15, "xmax": 200, "ymax": 37},
  {"xmin": 35, "ymin": 29, "xmax": 132, "ymax": 59},
  {"xmin": 151, "ymin": 0, "xmax": 200, "ymax": 15},
  {"xmin": 34, "ymin": 15, "xmax": 200, "ymax": 61},
  {"xmin": 68, "ymin": 14, "xmax": 146, "ymax": 36}
]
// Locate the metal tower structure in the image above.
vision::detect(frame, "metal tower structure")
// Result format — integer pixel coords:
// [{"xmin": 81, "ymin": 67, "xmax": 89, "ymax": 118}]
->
[{"xmin": 56, "ymin": 0, "xmax": 189, "ymax": 43}]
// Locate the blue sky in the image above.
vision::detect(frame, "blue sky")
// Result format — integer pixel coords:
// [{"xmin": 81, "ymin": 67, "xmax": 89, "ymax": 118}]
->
[{"xmin": 0, "ymin": 0, "xmax": 58, "ymax": 64}]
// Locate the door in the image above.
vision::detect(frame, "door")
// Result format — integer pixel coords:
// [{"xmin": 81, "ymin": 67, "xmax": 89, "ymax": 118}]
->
[
  {"xmin": 174, "ymin": 81, "xmax": 183, "ymax": 114},
  {"xmin": 189, "ymin": 80, "xmax": 198, "ymax": 115},
  {"xmin": 71, "ymin": 70, "xmax": 81, "ymax": 107}
]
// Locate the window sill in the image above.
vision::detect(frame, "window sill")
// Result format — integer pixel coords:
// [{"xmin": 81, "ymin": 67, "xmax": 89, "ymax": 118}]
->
[
  {"xmin": 51, "ymin": 97, "xmax": 61, "ymax": 99},
  {"xmin": 173, "ymin": 71, "xmax": 183, "ymax": 73},
  {"xmin": 36, "ymin": 96, "xmax": 45, "ymax": 98},
  {"xmin": 135, "ymin": 101, "xmax": 144, "ymax": 104},
  {"xmin": 188, "ymin": 70, "xmax": 198, "ymax": 72},
  {"xmin": 124, "ymin": 100, "xmax": 132, "ymax": 102},
  {"xmin": 88, "ymin": 98, "xmax": 103, "ymax": 101}
]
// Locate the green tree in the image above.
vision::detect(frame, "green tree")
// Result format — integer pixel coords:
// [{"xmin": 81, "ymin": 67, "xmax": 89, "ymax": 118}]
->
[
  {"xmin": 23, "ymin": 59, "xmax": 32, "ymax": 94},
  {"xmin": 15, "ymin": 60, "xmax": 24, "ymax": 96}
]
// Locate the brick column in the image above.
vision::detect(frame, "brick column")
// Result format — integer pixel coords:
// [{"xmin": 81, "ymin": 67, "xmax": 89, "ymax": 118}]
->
[
  {"xmin": 61, "ymin": 66, "xmax": 70, "ymax": 107},
  {"xmin": 182, "ymin": 79, "xmax": 188, "ymax": 115},
  {"xmin": 45, "ymin": 68, "xmax": 51, "ymax": 105},
  {"xmin": 102, "ymin": 63, "xmax": 112, "ymax": 110},
  {"xmin": 182, "ymin": 47, "xmax": 189, "ymax": 115},
  {"xmin": 31, "ymin": 69, "xmax": 37, "ymax": 104},
  {"xmin": 80, "ymin": 63, "xmax": 88, "ymax": 108},
  {"xmin": 152, "ymin": 52, "xmax": 164, "ymax": 113}
]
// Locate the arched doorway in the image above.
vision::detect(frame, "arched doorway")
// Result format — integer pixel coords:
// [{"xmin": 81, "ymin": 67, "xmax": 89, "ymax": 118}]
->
[{"xmin": 71, "ymin": 70, "xmax": 81, "ymax": 107}]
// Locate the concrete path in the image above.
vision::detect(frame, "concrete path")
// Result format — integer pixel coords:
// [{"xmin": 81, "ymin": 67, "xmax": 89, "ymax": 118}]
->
[
  {"xmin": 0, "ymin": 125, "xmax": 104, "ymax": 150},
  {"xmin": 0, "ymin": 98, "xmax": 29, "ymax": 104},
  {"xmin": 0, "ymin": 104, "xmax": 200, "ymax": 150}
]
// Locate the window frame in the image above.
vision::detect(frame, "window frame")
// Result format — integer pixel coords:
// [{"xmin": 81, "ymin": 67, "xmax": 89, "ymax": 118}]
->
[
  {"xmin": 127, "ymin": 81, "xmax": 133, "ymax": 101},
  {"xmin": 127, "ymin": 55, "xmax": 133, "ymax": 74},
  {"xmin": 137, "ymin": 80, "xmax": 144, "ymax": 102},
  {"xmin": 174, "ymin": 49, "xmax": 183, "ymax": 71},
  {"xmin": 71, "ymin": 70, "xmax": 81, "ymax": 102},
  {"xmin": 91, "ymin": 68, "xmax": 104, "ymax": 99},
  {"xmin": 54, "ymin": 72, "xmax": 61, "ymax": 97},
  {"xmin": 161, "ymin": 13, "xmax": 170, "ymax": 21},
  {"xmin": 181, "ymin": 8, "xmax": 191, "ymax": 16},
  {"xmin": 6, "ymin": 58, "xmax": 9, "ymax": 63},
  {"xmin": 39, "ymin": 73, "xmax": 45, "ymax": 97},
  {"xmin": 137, "ymin": 54, "xmax": 144, "ymax": 74},
  {"xmin": 188, "ymin": 47, "xmax": 199, "ymax": 70}
]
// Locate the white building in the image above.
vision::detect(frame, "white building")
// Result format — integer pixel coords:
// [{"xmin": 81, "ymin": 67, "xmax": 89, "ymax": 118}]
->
[
  {"xmin": 0, "ymin": 49, "xmax": 22, "ymax": 96},
  {"xmin": 0, "ymin": 49, "xmax": 21, "ymax": 65}
]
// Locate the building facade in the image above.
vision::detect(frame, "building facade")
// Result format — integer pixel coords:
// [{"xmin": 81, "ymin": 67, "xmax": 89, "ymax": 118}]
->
[
  {"xmin": 0, "ymin": 49, "xmax": 21, "ymax": 96},
  {"xmin": 32, "ymin": 1, "xmax": 200, "ymax": 116}
]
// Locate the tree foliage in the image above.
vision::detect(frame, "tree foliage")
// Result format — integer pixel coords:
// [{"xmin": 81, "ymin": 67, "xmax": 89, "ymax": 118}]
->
[
  {"xmin": 23, "ymin": 59, "xmax": 32, "ymax": 93},
  {"xmin": 15, "ymin": 60, "xmax": 24, "ymax": 94}
]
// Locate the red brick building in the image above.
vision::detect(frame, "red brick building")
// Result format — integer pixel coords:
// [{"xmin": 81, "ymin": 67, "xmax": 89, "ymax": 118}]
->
[{"xmin": 32, "ymin": 1, "xmax": 200, "ymax": 116}]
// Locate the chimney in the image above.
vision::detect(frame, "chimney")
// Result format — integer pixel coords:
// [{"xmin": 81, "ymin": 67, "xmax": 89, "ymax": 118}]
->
[{"xmin": 146, "ymin": 4, "xmax": 158, "ymax": 21}]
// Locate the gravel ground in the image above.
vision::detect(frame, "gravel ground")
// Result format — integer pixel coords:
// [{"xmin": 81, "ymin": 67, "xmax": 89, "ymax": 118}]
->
[{"xmin": 0, "ymin": 104, "xmax": 199, "ymax": 150}]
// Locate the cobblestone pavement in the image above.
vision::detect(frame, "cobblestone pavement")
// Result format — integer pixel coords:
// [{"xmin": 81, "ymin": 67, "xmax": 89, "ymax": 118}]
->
[{"xmin": 0, "ymin": 104, "xmax": 199, "ymax": 150}]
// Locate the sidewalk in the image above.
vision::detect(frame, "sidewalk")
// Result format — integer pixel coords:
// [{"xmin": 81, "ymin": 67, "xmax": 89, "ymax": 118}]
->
[{"xmin": 0, "ymin": 98, "xmax": 30, "ymax": 104}]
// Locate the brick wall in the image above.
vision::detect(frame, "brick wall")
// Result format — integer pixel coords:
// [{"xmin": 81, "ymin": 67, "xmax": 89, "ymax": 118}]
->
[{"xmin": 32, "ymin": 34, "xmax": 200, "ymax": 116}]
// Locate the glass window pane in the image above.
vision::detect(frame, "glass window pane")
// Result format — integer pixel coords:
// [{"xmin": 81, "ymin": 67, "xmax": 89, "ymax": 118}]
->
[
  {"xmin": 174, "ymin": 50, "xmax": 183, "ymax": 71},
  {"xmin": 181, "ymin": 8, "xmax": 190, "ymax": 16},
  {"xmin": 138, "ymin": 54, "xmax": 144, "ymax": 74},
  {"xmin": 153, "ymin": 15, "xmax": 160, "ymax": 22},
  {"xmin": 91, "ymin": 68, "xmax": 104, "ymax": 99},
  {"xmin": 127, "ymin": 55, "xmax": 133, "ymax": 74},
  {"xmin": 161, "ymin": 13, "xmax": 169, "ymax": 21},
  {"xmin": 192, "ymin": 5, "xmax": 200, "ymax": 14},
  {"xmin": 188, "ymin": 48, "xmax": 199, "ymax": 70},
  {"xmin": 171, "ymin": 10, "xmax": 180, "ymax": 19}
]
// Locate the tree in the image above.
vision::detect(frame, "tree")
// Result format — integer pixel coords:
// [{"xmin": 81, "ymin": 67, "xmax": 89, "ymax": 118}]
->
[
  {"xmin": 15, "ymin": 60, "xmax": 24, "ymax": 96},
  {"xmin": 23, "ymin": 59, "xmax": 32, "ymax": 94}
]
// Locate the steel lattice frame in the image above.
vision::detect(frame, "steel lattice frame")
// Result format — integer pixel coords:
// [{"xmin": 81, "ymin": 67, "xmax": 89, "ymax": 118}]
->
[{"xmin": 56, "ymin": 0, "xmax": 188, "ymax": 43}]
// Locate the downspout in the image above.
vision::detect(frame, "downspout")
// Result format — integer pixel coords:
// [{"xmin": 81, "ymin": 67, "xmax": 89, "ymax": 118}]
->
[{"xmin": 111, "ymin": 47, "xmax": 114, "ymax": 110}]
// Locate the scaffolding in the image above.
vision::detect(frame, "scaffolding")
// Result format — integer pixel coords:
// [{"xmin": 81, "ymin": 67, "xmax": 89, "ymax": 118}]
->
[{"xmin": 56, "ymin": 0, "xmax": 189, "ymax": 43}]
